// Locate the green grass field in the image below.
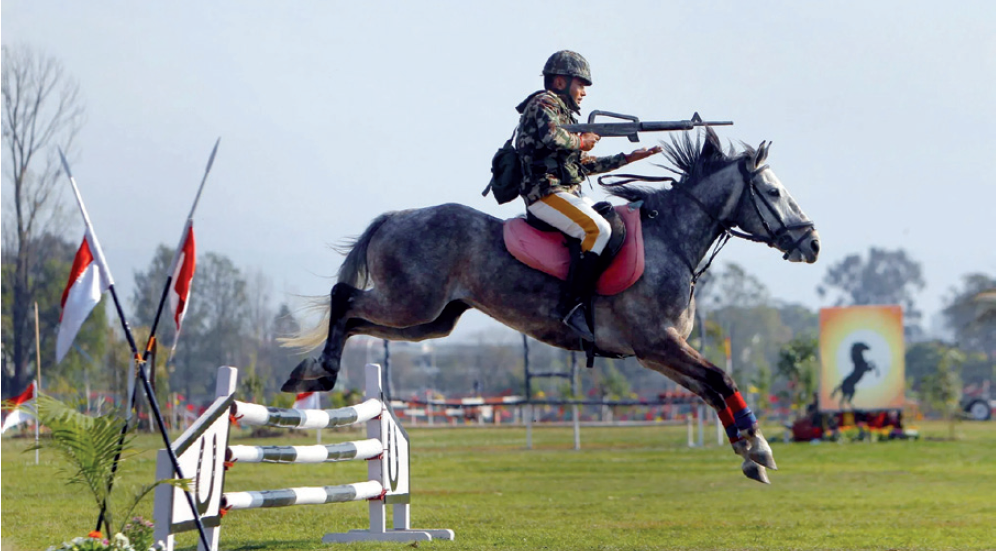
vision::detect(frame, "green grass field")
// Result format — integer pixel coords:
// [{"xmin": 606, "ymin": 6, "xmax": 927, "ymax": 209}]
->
[{"xmin": 2, "ymin": 421, "xmax": 995, "ymax": 550}]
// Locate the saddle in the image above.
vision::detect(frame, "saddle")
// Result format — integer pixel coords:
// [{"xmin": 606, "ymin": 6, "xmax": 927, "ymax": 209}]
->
[{"xmin": 502, "ymin": 201, "xmax": 646, "ymax": 296}]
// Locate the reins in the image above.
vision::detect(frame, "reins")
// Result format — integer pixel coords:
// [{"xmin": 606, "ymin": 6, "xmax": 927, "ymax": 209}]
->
[
  {"xmin": 597, "ymin": 172, "xmax": 736, "ymax": 291},
  {"xmin": 598, "ymin": 157, "xmax": 815, "ymax": 290}
]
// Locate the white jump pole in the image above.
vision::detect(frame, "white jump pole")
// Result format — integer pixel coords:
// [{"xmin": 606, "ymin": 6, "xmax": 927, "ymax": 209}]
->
[
  {"xmin": 697, "ymin": 404, "xmax": 704, "ymax": 447},
  {"xmin": 525, "ymin": 404, "xmax": 533, "ymax": 450},
  {"xmin": 572, "ymin": 404, "xmax": 580, "ymax": 451}
]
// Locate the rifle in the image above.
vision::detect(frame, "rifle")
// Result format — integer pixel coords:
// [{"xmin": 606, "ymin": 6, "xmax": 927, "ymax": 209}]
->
[{"xmin": 561, "ymin": 111, "xmax": 732, "ymax": 142}]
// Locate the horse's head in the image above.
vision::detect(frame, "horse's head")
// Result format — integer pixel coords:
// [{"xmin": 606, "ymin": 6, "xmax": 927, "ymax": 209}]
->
[
  {"xmin": 721, "ymin": 140, "xmax": 821, "ymax": 263},
  {"xmin": 601, "ymin": 129, "xmax": 820, "ymax": 265}
]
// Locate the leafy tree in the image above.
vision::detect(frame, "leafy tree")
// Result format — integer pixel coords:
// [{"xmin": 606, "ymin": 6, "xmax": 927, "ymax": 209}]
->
[
  {"xmin": 2, "ymin": 45, "xmax": 85, "ymax": 390},
  {"xmin": 750, "ymin": 362, "xmax": 772, "ymax": 415},
  {"xmin": 698, "ymin": 262, "xmax": 770, "ymax": 310},
  {"xmin": 2, "ymin": 233, "xmax": 107, "ymax": 395},
  {"xmin": 919, "ymin": 347, "xmax": 964, "ymax": 439},
  {"xmin": 171, "ymin": 252, "xmax": 250, "ymax": 399},
  {"xmin": 132, "ymin": 248, "xmax": 253, "ymax": 400},
  {"xmin": 774, "ymin": 303, "xmax": 819, "ymax": 339},
  {"xmin": 598, "ymin": 359, "xmax": 632, "ymax": 401},
  {"xmin": 697, "ymin": 263, "xmax": 783, "ymax": 383},
  {"xmin": 907, "ymin": 340, "xmax": 994, "ymax": 396},
  {"xmin": 817, "ymin": 247, "xmax": 925, "ymax": 338},
  {"xmin": 129, "ymin": 244, "xmax": 177, "ymax": 346},
  {"xmin": 906, "ymin": 341, "xmax": 950, "ymax": 392},
  {"xmin": 775, "ymin": 336, "xmax": 819, "ymax": 417},
  {"xmin": 941, "ymin": 273, "xmax": 996, "ymax": 355}
]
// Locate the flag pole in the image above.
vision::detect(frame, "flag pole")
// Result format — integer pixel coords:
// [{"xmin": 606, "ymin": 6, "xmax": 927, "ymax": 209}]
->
[
  {"xmin": 34, "ymin": 302, "xmax": 41, "ymax": 465},
  {"xmin": 168, "ymin": 137, "xmax": 217, "ymax": 359},
  {"xmin": 103, "ymin": 137, "xmax": 219, "ymax": 487},
  {"xmin": 85, "ymin": 139, "xmax": 220, "ymax": 537},
  {"xmin": 58, "ymin": 150, "xmax": 213, "ymax": 550}
]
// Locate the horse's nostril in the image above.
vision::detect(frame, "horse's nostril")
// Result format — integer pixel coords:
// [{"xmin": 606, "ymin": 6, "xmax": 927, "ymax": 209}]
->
[{"xmin": 811, "ymin": 240, "xmax": 820, "ymax": 253}]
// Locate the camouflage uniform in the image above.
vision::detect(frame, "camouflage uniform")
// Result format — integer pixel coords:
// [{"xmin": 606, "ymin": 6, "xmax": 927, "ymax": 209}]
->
[{"xmin": 515, "ymin": 90, "xmax": 627, "ymax": 205}]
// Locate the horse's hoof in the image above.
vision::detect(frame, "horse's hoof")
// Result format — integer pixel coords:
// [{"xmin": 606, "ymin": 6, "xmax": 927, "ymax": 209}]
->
[
  {"xmin": 281, "ymin": 357, "xmax": 339, "ymax": 393},
  {"xmin": 747, "ymin": 433, "xmax": 778, "ymax": 470},
  {"xmin": 731, "ymin": 437, "xmax": 750, "ymax": 456},
  {"xmin": 741, "ymin": 460, "xmax": 770, "ymax": 484}
]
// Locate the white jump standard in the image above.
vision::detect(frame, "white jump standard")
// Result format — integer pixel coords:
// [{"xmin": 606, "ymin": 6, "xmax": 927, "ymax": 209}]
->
[{"xmin": 153, "ymin": 363, "xmax": 453, "ymax": 550}]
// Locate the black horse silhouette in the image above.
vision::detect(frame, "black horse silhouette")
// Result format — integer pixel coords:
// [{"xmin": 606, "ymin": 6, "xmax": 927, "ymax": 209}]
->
[{"xmin": 831, "ymin": 342, "xmax": 879, "ymax": 409}]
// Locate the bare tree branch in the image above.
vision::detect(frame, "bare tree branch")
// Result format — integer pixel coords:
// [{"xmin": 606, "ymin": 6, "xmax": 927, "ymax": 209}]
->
[{"xmin": 1, "ymin": 44, "xmax": 86, "ymax": 391}]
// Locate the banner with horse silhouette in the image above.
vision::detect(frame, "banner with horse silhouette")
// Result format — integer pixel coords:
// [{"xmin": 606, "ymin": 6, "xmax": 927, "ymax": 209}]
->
[{"xmin": 818, "ymin": 306, "xmax": 905, "ymax": 412}]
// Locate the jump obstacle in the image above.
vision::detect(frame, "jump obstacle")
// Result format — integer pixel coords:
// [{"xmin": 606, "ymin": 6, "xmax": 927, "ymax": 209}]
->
[{"xmin": 153, "ymin": 363, "xmax": 453, "ymax": 550}]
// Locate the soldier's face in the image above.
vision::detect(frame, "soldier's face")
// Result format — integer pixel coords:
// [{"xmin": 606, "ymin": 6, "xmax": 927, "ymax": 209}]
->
[{"xmin": 569, "ymin": 78, "xmax": 588, "ymax": 106}]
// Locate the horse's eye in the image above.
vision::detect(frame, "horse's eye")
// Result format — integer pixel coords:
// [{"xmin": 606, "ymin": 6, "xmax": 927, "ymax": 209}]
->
[{"xmin": 767, "ymin": 188, "xmax": 780, "ymax": 198}]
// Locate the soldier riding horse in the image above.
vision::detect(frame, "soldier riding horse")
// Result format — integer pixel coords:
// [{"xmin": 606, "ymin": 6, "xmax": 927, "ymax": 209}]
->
[{"xmin": 282, "ymin": 129, "xmax": 820, "ymax": 484}]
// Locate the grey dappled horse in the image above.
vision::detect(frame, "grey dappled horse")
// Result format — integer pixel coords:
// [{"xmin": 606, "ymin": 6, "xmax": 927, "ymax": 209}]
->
[{"xmin": 284, "ymin": 129, "xmax": 820, "ymax": 483}]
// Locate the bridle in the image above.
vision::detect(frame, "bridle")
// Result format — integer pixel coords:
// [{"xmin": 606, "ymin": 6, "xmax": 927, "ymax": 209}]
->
[
  {"xmin": 598, "ymin": 156, "xmax": 815, "ymax": 285},
  {"xmin": 732, "ymin": 160, "xmax": 815, "ymax": 260}
]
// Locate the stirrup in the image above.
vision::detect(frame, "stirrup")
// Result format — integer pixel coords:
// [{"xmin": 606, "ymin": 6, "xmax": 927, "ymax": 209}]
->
[{"xmin": 561, "ymin": 303, "xmax": 594, "ymax": 341}]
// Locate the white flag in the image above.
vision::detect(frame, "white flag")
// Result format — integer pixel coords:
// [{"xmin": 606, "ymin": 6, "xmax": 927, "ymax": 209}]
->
[
  {"xmin": 1, "ymin": 382, "xmax": 36, "ymax": 434},
  {"xmin": 56, "ymin": 232, "xmax": 111, "ymax": 363}
]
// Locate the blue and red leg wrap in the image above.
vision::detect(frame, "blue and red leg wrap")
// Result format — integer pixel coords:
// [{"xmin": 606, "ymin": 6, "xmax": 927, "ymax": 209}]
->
[
  {"xmin": 717, "ymin": 408, "xmax": 741, "ymax": 443},
  {"xmin": 724, "ymin": 391, "xmax": 757, "ymax": 432}
]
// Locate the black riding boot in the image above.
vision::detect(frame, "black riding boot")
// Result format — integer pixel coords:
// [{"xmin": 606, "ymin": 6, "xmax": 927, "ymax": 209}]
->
[{"xmin": 558, "ymin": 250, "xmax": 601, "ymax": 341}]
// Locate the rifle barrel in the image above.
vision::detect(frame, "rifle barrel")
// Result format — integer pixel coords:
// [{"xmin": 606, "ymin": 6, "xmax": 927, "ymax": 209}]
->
[{"xmin": 561, "ymin": 119, "xmax": 733, "ymax": 136}]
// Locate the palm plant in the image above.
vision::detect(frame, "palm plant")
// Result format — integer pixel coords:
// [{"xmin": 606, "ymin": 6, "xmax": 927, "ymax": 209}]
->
[{"xmin": 30, "ymin": 394, "xmax": 184, "ymax": 538}]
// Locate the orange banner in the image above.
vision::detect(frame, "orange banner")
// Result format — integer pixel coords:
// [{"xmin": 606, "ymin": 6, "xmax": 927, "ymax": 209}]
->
[{"xmin": 818, "ymin": 306, "xmax": 905, "ymax": 412}]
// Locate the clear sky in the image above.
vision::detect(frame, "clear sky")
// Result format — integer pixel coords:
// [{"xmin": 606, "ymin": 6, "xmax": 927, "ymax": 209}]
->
[{"xmin": 2, "ymin": 2, "xmax": 995, "ymax": 341}]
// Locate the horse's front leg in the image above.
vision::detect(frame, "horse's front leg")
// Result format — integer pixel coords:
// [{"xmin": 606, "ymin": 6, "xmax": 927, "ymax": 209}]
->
[
  {"xmin": 637, "ymin": 327, "xmax": 777, "ymax": 482},
  {"xmin": 282, "ymin": 283, "xmax": 358, "ymax": 393}
]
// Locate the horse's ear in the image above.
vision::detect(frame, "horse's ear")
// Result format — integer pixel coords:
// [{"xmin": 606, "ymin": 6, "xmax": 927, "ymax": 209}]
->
[{"xmin": 753, "ymin": 140, "xmax": 770, "ymax": 167}]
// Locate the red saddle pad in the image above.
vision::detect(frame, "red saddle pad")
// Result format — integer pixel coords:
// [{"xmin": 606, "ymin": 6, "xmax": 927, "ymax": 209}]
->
[{"xmin": 502, "ymin": 204, "xmax": 645, "ymax": 296}]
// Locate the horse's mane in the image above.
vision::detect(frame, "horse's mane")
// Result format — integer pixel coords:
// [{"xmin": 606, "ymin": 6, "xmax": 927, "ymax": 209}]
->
[{"xmin": 603, "ymin": 128, "xmax": 754, "ymax": 209}]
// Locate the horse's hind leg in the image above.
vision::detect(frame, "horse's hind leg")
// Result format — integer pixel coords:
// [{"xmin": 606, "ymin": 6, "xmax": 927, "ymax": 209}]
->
[
  {"xmin": 283, "ymin": 285, "xmax": 465, "ymax": 393},
  {"xmin": 282, "ymin": 283, "xmax": 360, "ymax": 393},
  {"xmin": 637, "ymin": 327, "xmax": 776, "ymax": 482}
]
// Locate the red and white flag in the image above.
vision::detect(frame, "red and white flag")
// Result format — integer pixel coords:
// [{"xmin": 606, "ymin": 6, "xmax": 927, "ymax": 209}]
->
[
  {"xmin": 293, "ymin": 392, "xmax": 319, "ymax": 410},
  {"xmin": 1, "ymin": 382, "xmax": 36, "ymax": 434},
  {"xmin": 56, "ymin": 231, "xmax": 112, "ymax": 363},
  {"xmin": 169, "ymin": 221, "xmax": 196, "ymax": 334}
]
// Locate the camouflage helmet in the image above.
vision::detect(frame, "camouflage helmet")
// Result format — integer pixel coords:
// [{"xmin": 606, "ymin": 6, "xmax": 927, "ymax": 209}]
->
[{"xmin": 542, "ymin": 50, "xmax": 592, "ymax": 85}]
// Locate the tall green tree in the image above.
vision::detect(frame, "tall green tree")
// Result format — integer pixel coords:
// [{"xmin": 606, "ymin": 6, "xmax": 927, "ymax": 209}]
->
[
  {"xmin": 2, "ymin": 233, "xmax": 106, "ymax": 395},
  {"xmin": 919, "ymin": 346, "xmax": 964, "ymax": 439},
  {"xmin": 697, "ymin": 263, "xmax": 804, "ymax": 388},
  {"xmin": 2, "ymin": 45, "xmax": 85, "ymax": 391},
  {"xmin": 776, "ymin": 336, "xmax": 819, "ymax": 417},
  {"xmin": 130, "ymin": 244, "xmax": 177, "ymax": 347},
  {"xmin": 169, "ymin": 252, "xmax": 250, "ymax": 398},
  {"xmin": 941, "ymin": 273, "xmax": 996, "ymax": 355},
  {"xmin": 817, "ymin": 247, "xmax": 925, "ymax": 338},
  {"xmin": 698, "ymin": 262, "xmax": 770, "ymax": 310}
]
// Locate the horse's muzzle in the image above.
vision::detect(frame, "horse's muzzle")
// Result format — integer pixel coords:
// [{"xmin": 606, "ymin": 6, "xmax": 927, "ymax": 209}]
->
[{"xmin": 781, "ymin": 229, "xmax": 820, "ymax": 263}]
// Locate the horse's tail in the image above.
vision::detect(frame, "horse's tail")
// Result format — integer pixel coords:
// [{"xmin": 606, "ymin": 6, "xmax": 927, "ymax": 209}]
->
[
  {"xmin": 336, "ymin": 212, "xmax": 393, "ymax": 288},
  {"xmin": 281, "ymin": 213, "xmax": 395, "ymax": 352}
]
